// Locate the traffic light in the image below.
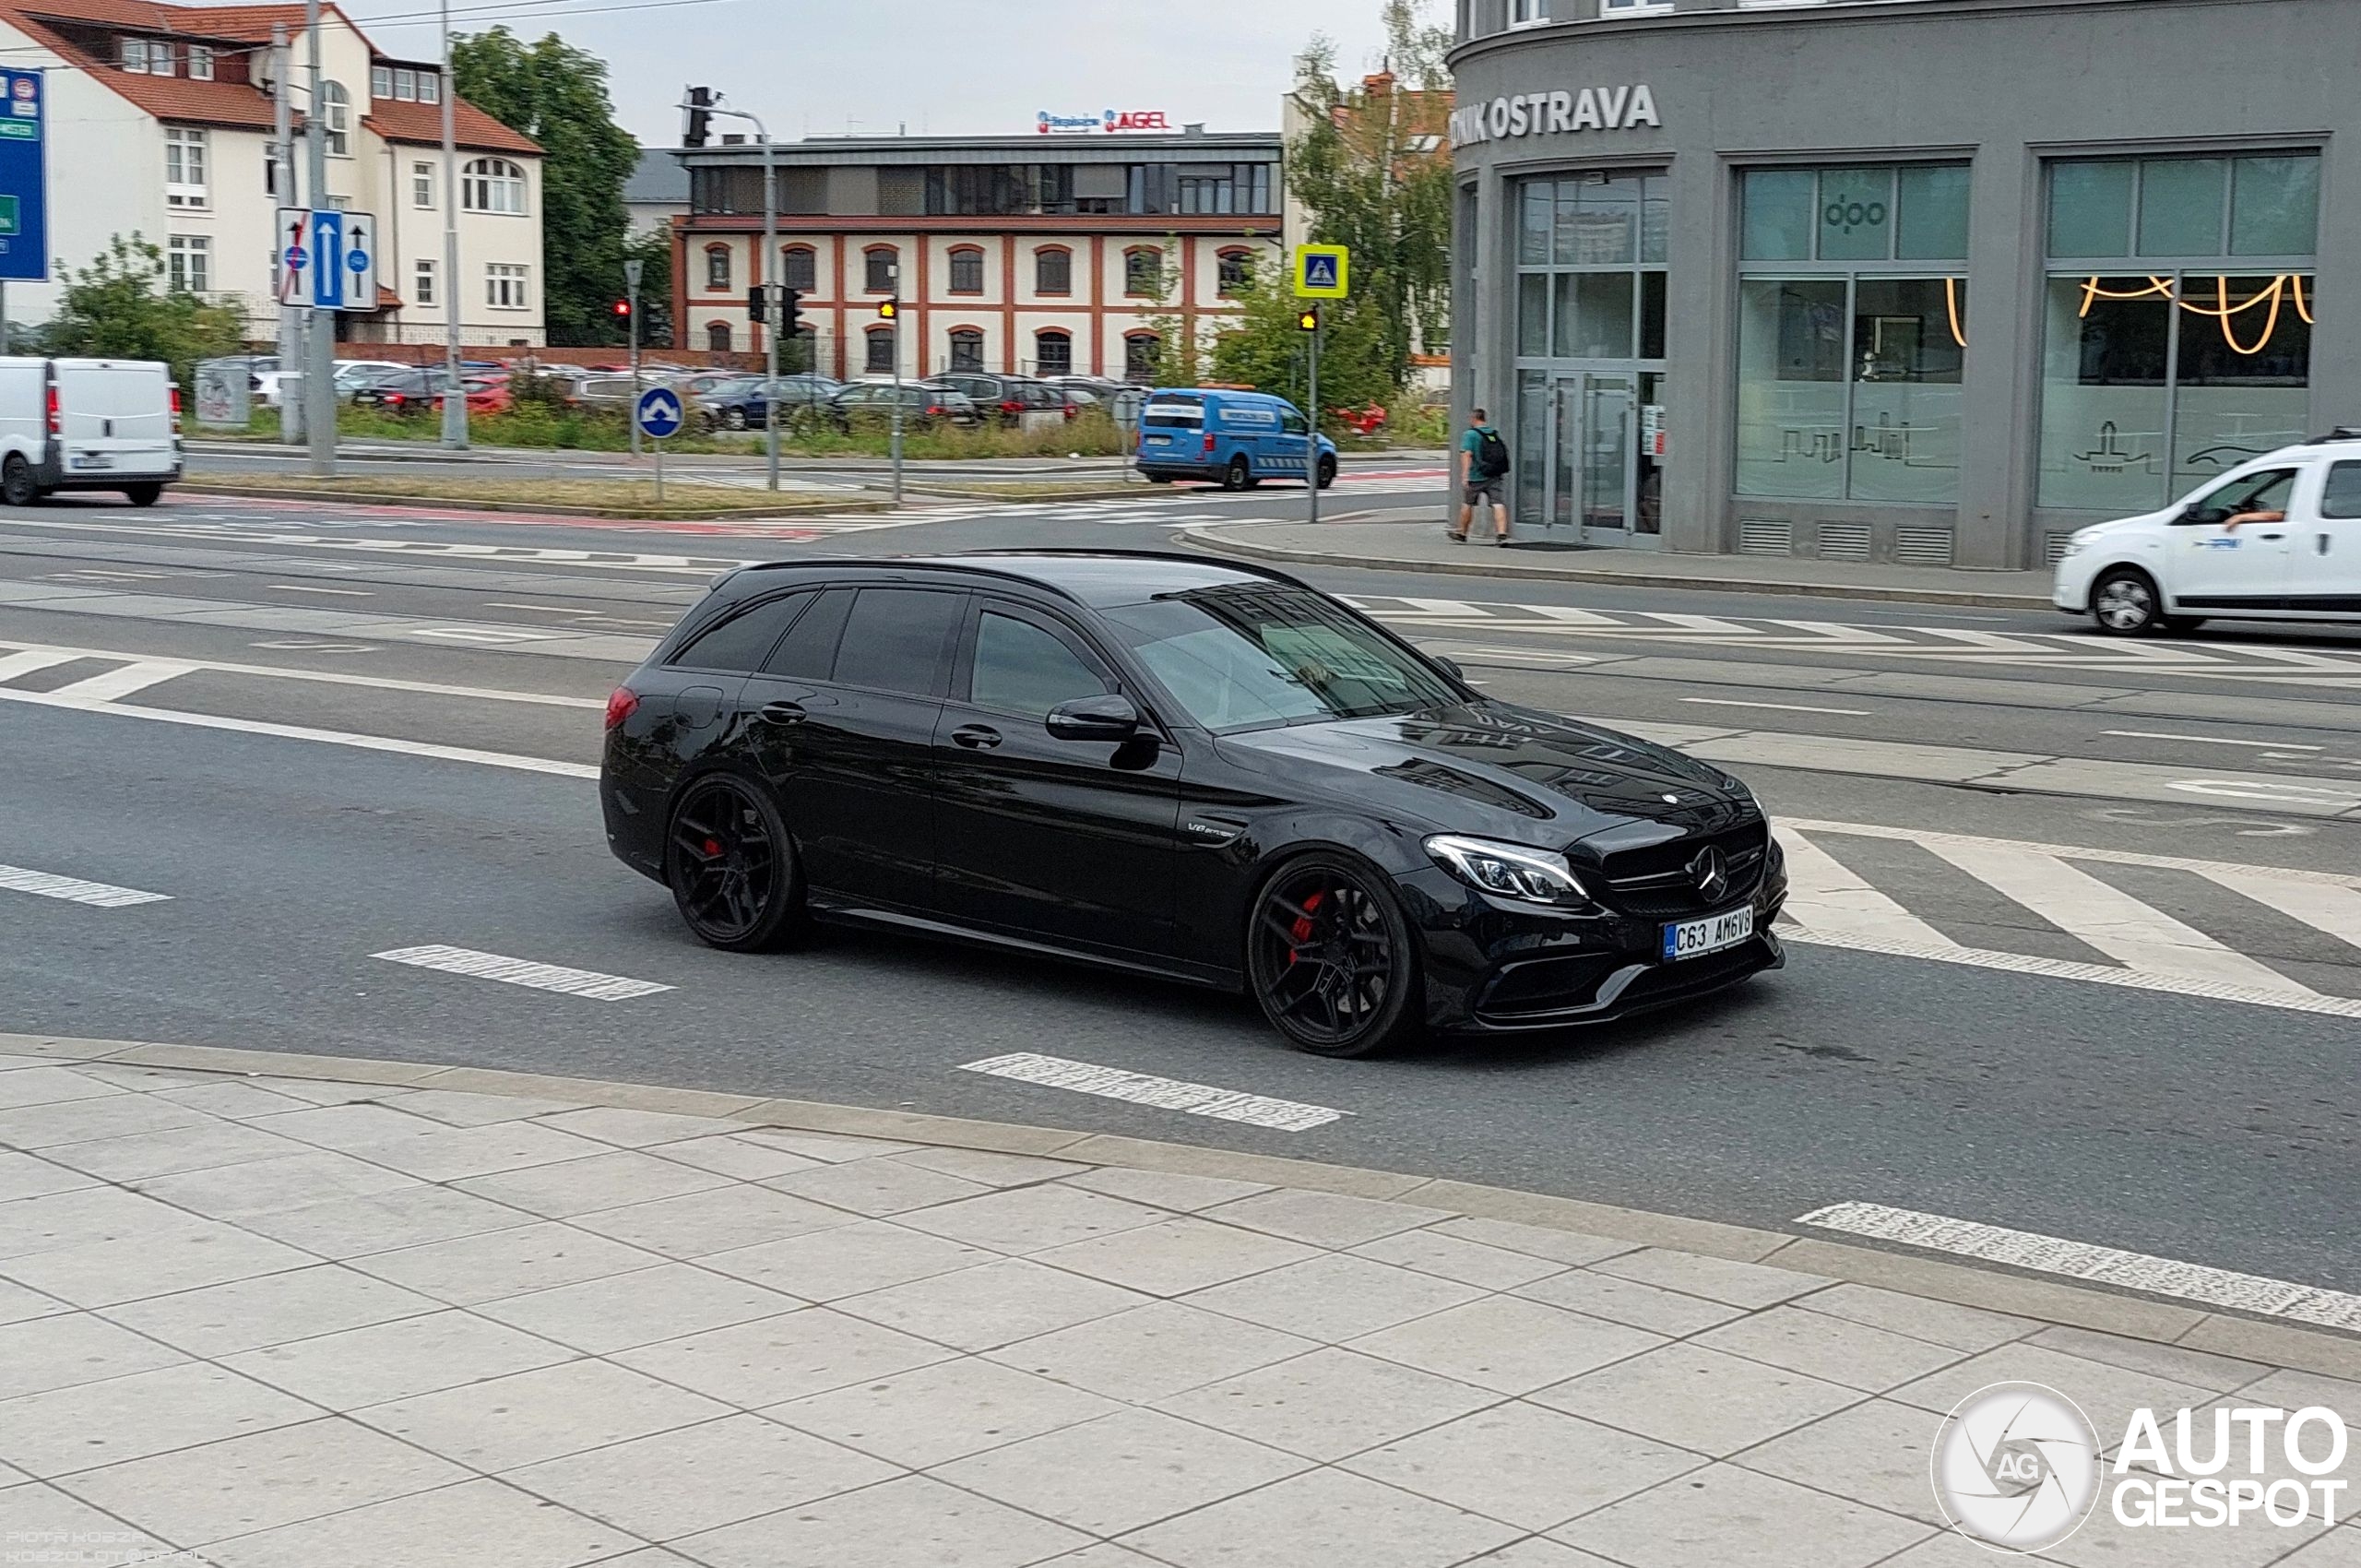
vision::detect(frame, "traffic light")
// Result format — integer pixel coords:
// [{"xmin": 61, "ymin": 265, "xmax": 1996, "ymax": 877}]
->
[
  {"xmin": 781, "ymin": 289, "xmax": 803, "ymax": 337},
  {"xmin": 611, "ymin": 299, "xmax": 631, "ymax": 319},
  {"xmin": 746, "ymin": 285, "xmax": 767, "ymax": 323},
  {"xmin": 682, "ymin": 86, "xmax": 713, "ymax": 148},
  {"xmin": 1297, "ymin": 306, "xmax": 1321, "ymax": 333},
  {"xmin": 877, "ymin": 297, "xmax": 899, "ymax": 321}
]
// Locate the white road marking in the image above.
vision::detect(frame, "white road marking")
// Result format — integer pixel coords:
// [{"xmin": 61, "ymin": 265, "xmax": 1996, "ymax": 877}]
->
[
  {"xmin": 7, "ymin": 642, "xmax": 608, "ymax": 709},
  {"xmin": 1785, "ymin": 817, "xmax": 2361, "ymax": 888},
  {"xmin": 374, "ymin": 944, "xmax": 670, "ymax": 1001},
  {"xmin": 484, "ymin": 602, "xmax": 604, "ymax": 616},
  {"xmin": 2104, "ymin": 730, "xmax": 2322, "ymax": 752},
  {"xmin": 1681, "ymin": 698, "xmax": 1869, "ymax": 717},
  {"xmin": 959, "ymin": 1052, "xmax": 1347, "ymax": 1133},
  {"xmin": 1797, "ymin": 1201, "xmax": 2361, "ymax": 1333},
  {"xmin": 267, "ymin": 584, "xmax": 372, "ymax": 597},
  {"xmin": 1776, "ymin": 831, "xmax": 1957, "ymax": 949},
  {"xmin": 2168, "ymin": 777, "xmax": 2361, "ymax": 809},
  {"xmin": 1918, "ymin": 837, "xmax": 2308, "ymax": 993},
  {"xmin": 250, "ymin": 639, "xmax": 378, "ymax": 653},
  {"xmin": 43, "ymin": 659, "xmax": 196, "ymax": 704},
  {"xmin": 411, "ymin": 626, "xmax": 569, "ymax": 645},
  {"xmin": 2199, "ymin": 869, "xmax": 2361, "ymax": 956},
  {"xmin": 0, "ymin": 864, "xmax": 172, "ymax": 909},
  {"xmin": 0, "ymin": 648, "xmax": 79, "ymax": 683}
]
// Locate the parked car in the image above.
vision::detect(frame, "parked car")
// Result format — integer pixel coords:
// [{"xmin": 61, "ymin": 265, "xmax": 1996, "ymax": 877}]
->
[
  {"xmin": 2055, "ymin": 430, "xmax": 2361, "ymax": 635},
  {"xmin": 703, "ymin": 374, "xmax": 842, "ymax": 431},
  {"xmin": 0, "ymin": 356, "xmax": 181, "ymax": 506},
  {"xmin": 1134, "ymin": 388, "xmax": 1337, "ymax": 491},
  {"xmin": 350, "ymin": 367, "xmax": 452, "ymax": 415},
  {"xmin": 434, "ymin": 377, "xmax": 513, "ymax": 417},
  {"xmin": 599, "ymin": 553, "xmax": 1785, "ymax": 1056},
  {"xmin": 931, "ymin": 374, "xmax": 1076, "ymax": 429},
  {"xmin": 828, "ymin": 382, "xmax": 980, "ymax": 431}
]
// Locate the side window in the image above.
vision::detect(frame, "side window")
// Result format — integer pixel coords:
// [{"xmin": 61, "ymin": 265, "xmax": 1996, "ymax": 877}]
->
[
  {"xmin": 969, "ymin": 609, "xmax": 1112, "ymax": 719},
  {"xmin": 832, "ymin": 588, "xmax": 962, "ymax": 696},
  {"xmin": 2187, "ymin": 468, "xmax": 2297, "ymax": 520},
  {"xmin": 762, "ymin": 588, "xmax": 853, "ymax": 680},
  {"xmin": 670, "ymin": 591, "xmax": 809, "ymax": 673},
  {"xmin": 1280, "ymin": 410, "xmax": 1307, "ymax": 435},
  {"xmin": 2323, "ymin": 462, "xmax": 2361, "ymax": 521}
]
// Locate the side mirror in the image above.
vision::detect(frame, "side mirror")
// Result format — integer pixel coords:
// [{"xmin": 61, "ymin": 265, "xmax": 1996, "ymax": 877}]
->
[
  {"xmin": 1045, "ymin": 692, "xmax": 1141, "ymax": 742},
  {"xmin": 2181, "ymin": 505, "xmax": 2228, "ymax": 528},
  {"xmin": 1431, "ymin": 655, "xmax": 1465, "ymax": 682}
]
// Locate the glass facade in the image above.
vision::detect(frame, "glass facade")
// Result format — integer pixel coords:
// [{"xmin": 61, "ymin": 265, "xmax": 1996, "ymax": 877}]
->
[
  {"xmin": 2037, "ymin": 154, "xmax": 2319, "ymax": 513},
  {"xmin": 1735, "ymin": 164, "xmax": 1969, "ymax": 504}
]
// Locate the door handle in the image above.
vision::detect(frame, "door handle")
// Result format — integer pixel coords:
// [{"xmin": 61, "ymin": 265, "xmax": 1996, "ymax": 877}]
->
[
  {"xmin": 758, "ymin": 700, "xmax": 806, "ymax": 725},
  {"xmin": 2258, "ymin": 532, "xmax": 2285, "ymax": 541},
  {"xmin": 951, "ymin": 723, "xmax": 1003, "ymax": 751},
  {"xmin": 2320, "ymin": 533, "xmax": 2333, "ymax": 556}
]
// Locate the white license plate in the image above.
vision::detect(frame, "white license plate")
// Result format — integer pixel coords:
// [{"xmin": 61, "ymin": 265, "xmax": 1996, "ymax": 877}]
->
[
  {"xmin": 1662, "ymin": 906, "xmax": 1754, "ymax": 961},
  {"xmin": 69, "ymin": 453, "xmax": 112, "ymax": 469}
]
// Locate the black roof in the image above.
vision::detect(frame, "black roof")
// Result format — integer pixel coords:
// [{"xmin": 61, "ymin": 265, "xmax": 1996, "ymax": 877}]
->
[{"xmin": 728, "ymin": 551, "xmax": 1302, "ymax": 608}]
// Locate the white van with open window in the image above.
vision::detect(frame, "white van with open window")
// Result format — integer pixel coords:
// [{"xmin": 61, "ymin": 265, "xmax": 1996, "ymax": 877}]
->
[
  {"xmin": 0, "ymin": 357, "xmax": 183, "ymax": 507},
  {"xmin": 2053, "ymin": 432, "xmax": 2361, "ymax": 635}
]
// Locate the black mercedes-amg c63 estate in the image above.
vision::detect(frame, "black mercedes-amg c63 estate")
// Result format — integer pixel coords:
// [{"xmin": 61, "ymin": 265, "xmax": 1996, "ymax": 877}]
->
[{"xmin": 600, "ymin": 552, "xmax": 1786, "ymax": 1056}]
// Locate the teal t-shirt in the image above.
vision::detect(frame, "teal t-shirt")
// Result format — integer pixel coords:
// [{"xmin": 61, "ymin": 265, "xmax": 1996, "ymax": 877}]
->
[{"xmin": 1462, "ymin": 425, "xmax": 1495, "ymax": 456}]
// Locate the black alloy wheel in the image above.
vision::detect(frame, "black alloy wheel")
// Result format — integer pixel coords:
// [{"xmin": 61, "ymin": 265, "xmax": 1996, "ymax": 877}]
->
[
  {"xmin": 723, "ymin": 406, "xmax": 749, "ymax": 431},
  {"xmin": 1223, "ymin": 454, "xmax": 1255, "ymax": 492},
  {"xmin": 2091, "ymin": 566, "xmax": 2163, "ymax": 636},
  {"xmin": 665, "ymin": 775, "xmax": 802, "ymax": 952},
  {"xmin": 1, "ymin": 454, "xmax": 37, "ymax": 506},
  {"xmin": 1246, "ymin": 852, "xmax": 1421, "ymax": 1057},
  {"xmin": 1316, "ymin": 454, "xmax": 1337, "ymax": 490},
  {"xmin": 123, "ymin": 482, "xmax": 163, "ymax": 507}
]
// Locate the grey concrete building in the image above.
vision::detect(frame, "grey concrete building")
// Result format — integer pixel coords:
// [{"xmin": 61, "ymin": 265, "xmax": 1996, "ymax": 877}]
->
[{"xmin": 1448, "ymin": 0, "xmax": 2357, "ymax": 567}]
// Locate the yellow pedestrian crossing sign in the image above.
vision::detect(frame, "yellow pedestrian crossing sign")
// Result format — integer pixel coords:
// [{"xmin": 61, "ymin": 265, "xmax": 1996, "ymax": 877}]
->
[{"xmin": 1294, "ymin": 244, "xmax": 1348, "ymax": 299}]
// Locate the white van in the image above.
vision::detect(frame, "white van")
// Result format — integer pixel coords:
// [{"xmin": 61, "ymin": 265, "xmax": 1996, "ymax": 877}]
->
[
  {"xmin": 2053, "ymin": 432, "xmax": 2361, "ymax": 635},
  {"xmin": 0, "ymin": 357, "xmax": 183, "ymax": 507}
]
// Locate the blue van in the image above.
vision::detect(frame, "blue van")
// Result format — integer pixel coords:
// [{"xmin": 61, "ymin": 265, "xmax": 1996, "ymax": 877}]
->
[{"xmin": 1135, "ymin": 388, "xmax": 1337, "ymax": 491}]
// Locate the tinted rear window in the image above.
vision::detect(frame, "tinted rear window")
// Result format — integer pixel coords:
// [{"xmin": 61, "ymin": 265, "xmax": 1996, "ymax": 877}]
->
[
  {"xmin": 1142, "ymin": 395, "xmax": 1204, "ymax": 429},
  {"xmin": 763, "ymin": 588, "xmax": 851, "ymax": 680},
  {"xmin": 2324, "ymin": 462, "xmax": 2361, "ymax": 520},
  {"xmin": 670, "ymin": 591, "xmax": 810, "ymax": 673},
  {"xmin": 831, "ymin": 588, "xmax": 962, "ymax": 697}
]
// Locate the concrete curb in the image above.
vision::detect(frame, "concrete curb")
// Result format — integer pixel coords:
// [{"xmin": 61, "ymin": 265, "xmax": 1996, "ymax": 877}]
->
[
  {"xmin": 1181, "ymin": 522, "xmax": 2057, "ymax": 610},
  {"xmin": 176, "ymin": 481, "xmax": 895, "ymax": 522},
  {"xmin": 6, "ymin": 1029, "xmax": 2355, "ymax": 1382}
]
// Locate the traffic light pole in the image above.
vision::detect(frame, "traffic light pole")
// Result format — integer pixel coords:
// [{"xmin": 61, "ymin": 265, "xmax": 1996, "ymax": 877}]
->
[
  {"xmin": 624, "ymin": 258, "xmax": 643, "ymax": 459},
  {"xmin": 303, "ymin": 0, "xmax": 336, "ymax": 479},
  {"xmin": 890, "ymin": 296, "xmax": 904, "ymax": 507},
  {"xmin": 1306, "ymin": 316, "xmax": 1321, "ymax": 525}
]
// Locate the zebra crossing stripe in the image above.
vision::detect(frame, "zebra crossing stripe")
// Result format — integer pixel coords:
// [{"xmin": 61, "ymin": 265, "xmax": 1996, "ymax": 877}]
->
[
  {"xmin": 1797, "ymin": 1201, "xmax": 2361, "ymax": 1333},
  {"xmin": 1775, "ymin": 831, "xmax": 1953, "ymax": 949},
  {"xmin": 374, "ymin": 944, "xmax": 670, "ymax": 1001},
  {"xmin": 960, "ymin": 1051, "xmax": 1347, "ymax": 1133},
  {"xmin": 0, "ymin": 864, "xmax": 172, "ymax": 909}
]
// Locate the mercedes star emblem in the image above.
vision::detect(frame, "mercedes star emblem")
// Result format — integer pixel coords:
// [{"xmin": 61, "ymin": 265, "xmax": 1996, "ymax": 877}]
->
[{"xmin": 1688, "ymin": 845, "xmax": 1728, "ymax": 901}]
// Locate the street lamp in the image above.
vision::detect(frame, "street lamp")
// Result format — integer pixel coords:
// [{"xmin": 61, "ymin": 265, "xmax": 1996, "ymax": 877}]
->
[{"xmin": 681, "ymin": 87, "xmax": 780, "ymax": 491}]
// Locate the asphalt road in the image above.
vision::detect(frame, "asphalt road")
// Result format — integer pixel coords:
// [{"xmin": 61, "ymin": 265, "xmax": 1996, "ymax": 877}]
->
[{"xmin": 3, "ymin": 483, "xmax": 2357, "ymax": 1306}]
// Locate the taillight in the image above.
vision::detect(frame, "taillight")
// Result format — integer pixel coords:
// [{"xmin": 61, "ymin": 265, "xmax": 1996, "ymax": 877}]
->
[
  {"xmin": 170, "ymin": 386, "xmax": 183, "ymax": 434},
  {"xmin": 604, "ymin": 688, "xmax": 640, "ymax": 731},
  {"xmin": 1063, "ymin": 403, "xmax": 1077, "ymax": 420},
  {"xmin": 927, "ymin": 404, "xmax": 945, "ymax": 416},
  {"xmin": 1201, "ymin": 434, "xmax": 1216, "ymax": 456},
  {"xmin": 44, "ymin": 385, "xmax": 58, "ymax": 436},
  {"xmin": 1001, "ymin": 399, "xmax": 1021, "ymax": 413}
]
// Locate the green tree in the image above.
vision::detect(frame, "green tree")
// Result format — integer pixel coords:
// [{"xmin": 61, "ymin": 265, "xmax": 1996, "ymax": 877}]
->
[
  {"xmin": 1208, "ymin": 270, "xmax": 1394, "ymax": 418},
  {"xmin": 453, "ymin": 27, "xmax": 639, "ymax": 347},
  {"xmin": 1286, "ymin": 0, "xmax": 1455, "ymax": 389},
  {"xmin": 42, "ymin": 235, "xmax": 246, "ymax": 388}
]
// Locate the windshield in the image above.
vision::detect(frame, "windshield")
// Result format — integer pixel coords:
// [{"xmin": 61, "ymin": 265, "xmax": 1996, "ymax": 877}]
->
[{"xmin": 1102, "ymin": 586, "xmax": 1461, "ymax": 734}]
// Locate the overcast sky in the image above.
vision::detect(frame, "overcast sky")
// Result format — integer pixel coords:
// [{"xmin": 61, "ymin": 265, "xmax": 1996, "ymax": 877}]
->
[{"xmin": 344, "ymin": 0, "xmax": 1415, "ymax": 146}]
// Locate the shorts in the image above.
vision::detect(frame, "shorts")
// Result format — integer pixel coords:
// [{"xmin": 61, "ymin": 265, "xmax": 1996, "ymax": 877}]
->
[{"xmin": 1463, "ymin": 476, "xmax": 1504, "ymax": 505}]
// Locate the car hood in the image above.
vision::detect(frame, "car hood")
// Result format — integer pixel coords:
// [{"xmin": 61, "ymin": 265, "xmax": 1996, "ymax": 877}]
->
[{"xmin": 1216, "ymin": 700, "xmax": 1757, "ymax": 850}]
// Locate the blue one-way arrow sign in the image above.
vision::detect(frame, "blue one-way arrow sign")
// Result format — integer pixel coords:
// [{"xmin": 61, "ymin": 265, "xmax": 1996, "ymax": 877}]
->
[{"xmin": 635, "ymin": 386, "xmax": 684, "ymax": 440}]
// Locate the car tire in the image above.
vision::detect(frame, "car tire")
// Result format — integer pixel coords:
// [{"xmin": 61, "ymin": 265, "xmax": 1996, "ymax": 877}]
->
[
  {"xmin": 1223, "ymin": 455, "xmax": 1254, "ymax": 492},
  {"xmin": 123, "ymin": 482, "xmax": 163, "ymax": 507},
  {"xmin": 2090, "ymin": 566, "xmax": 2165, "ymax": 636},
  {"xmin": 723, "ymin": 408, "xmax": 748, "ymax": 431},
  {"xmin": 1, "ymin": 454, "xmax": 39, "ymax": 507},
  {"xmin": 1246, "ymin": 850, "xmax": 1424, "ymax": 1058},
  {"xmin": 1316, "ymin": 455, "xmax": 1337, "ymax": 491},
  {"xmin": 664, "ymin": 774, "xmax": 806, "ymax": 953}
]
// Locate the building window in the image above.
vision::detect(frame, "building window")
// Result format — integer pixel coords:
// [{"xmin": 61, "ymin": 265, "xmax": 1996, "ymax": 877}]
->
[
  {"xmin": 780, "ymin": 245, "xmax": 816, "ymax": 292},
  {"xmin": 1509, "ymin": 0, "xmax": 1548, "ymax": 23},
  {"xmin": 1035, "ymin": 329, "xmax": 1072, "ymax": 376},
  {"xmin": 394, "ymin": 67, "xmax": 417, "ymax": 101},
  {"xmin": 947, "ymin": 246, "xmax": 984, "ymax": 295},
  {"xmin": 704, "ymin": 244, "xmax": 731, "ymax": 291},
  {"xmin": 123, "ymin": 39, "xmax": 174, "ymax": 74},
  {"xmin": 2037, "ymin": 152, "xmax": 2319, "ymax": 514},
  {"xmin": 186, "ymin": 45, "xmax": 213, "ymax": 80},
  {"xmin": 1035, "ymin": 247, "xmax": 1072, "ymax": 296},
  {"xmin": 485, "ymin": 262, "xmax": 528, "ymax": 310},
  {"xmin": 865, "ymin": 326, "xmax": 896, "ymax": 374},
  {"xmin": 1124, "ymin": 246, "xmax": 1162, "ymax": 298},
  {"xmin": 321, "ymin": 81, "xmax": 350, "ymax": 157},
  {"xmin": 864, "ymin": 246, "xmax": 899, "ymax": 293},
  {"xmin": 419, "ymin": 72, "xmax": 439, "ymax": 105},
  {"xmin": 371, "ymin": 65, "xmax": 391, "ymax": 98},
  {"xmin": 166, "ymin": 235, "xmax": 209, "ymax": 294},
  {"xmin": 461, "ymin": 158, "xmax": 527, "ymax": 215},
  {"xmin": 413, "ymin": 257, "xmax": 435, "ymax": 306},
  {"xmin": 1734, "ymin": 163, "xmax": 1971, "ymax": 505},
  {"xmin": 1177, "ymin": 164, "xmax": 1276, "ymax": 216},
  {"xmin": 1217, "ymin": 249, "xmax": 1253, "ymax": 298},
  {"xmin": 412, "ymin": 161, "xmax": 434, "ymax": 209},
  {"xmin": 947, "ymin": 327, "xmax": 985, "ymax": 373},
  {"xmin": 1123, "ymin": 333, "xmax": 1159, "ymax": 383},
  {"xmin": 164, "ymin": 127, "xmax": 208, "ymax": 210}
]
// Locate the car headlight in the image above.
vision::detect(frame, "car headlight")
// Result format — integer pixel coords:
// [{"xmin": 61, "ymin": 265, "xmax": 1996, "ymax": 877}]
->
[
  {"xmin": 1425, "ymin": 835, "xmax": 1592, "ymax": 909},
  {"xmin": 2060, "ymin": 532, "xmax": 2092, "ymax": 558}
]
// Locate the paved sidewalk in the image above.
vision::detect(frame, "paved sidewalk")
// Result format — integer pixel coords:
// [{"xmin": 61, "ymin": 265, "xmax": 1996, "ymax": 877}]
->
[
  {"xmin": 1185, "ymin": 518, "xmax": 2057, "ymax": 609},
  {"xmin": 1, "ymin": 1039, "xmax": 2355, "ymax": 1568}
]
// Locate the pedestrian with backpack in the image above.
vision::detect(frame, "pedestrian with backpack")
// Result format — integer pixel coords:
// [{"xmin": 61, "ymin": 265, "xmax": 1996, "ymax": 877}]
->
[{"xmin": 1453, "ymin": 410, "xmax": 1513, "ymax": 545}]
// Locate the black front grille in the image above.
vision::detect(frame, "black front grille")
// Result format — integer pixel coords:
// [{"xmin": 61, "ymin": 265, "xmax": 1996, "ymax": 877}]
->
[
  {"xmin": 1617, "ymin": 939, "xmax": 1773, "ymax": 1007},
  {"xmin": 1477, "ymin": 954, "xmax": 1621, "ymax": 1018},
  {"xmin": 1595, "ymin": 819, "xmax": 1770, "ymax": 920}
]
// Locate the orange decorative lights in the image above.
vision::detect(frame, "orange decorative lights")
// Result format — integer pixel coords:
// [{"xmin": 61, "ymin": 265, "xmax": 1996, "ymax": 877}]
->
[{"xmin": 2075, "ymin": 273, "xmax": 2313, "ymax": 354}]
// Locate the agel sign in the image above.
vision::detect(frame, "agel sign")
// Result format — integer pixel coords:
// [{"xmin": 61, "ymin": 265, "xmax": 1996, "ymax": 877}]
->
[
  {"xmin": 1449, "ymin": 85, "xmax": 1660, "ymax": 146},
  {"xmin": 1038, "ymin": 110, "xmax": 1174, "ymax": 135}
]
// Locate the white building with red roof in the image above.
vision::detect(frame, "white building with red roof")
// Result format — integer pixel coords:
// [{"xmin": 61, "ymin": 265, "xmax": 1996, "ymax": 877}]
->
[{"xmin": 0, "ymin": 0, "xmax": 545, "ymax": 343}]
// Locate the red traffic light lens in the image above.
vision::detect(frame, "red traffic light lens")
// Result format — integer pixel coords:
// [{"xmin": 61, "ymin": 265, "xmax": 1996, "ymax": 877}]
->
[{"xmin": 612, "ymin": 301, "xmax": 631, "ymax": 316}]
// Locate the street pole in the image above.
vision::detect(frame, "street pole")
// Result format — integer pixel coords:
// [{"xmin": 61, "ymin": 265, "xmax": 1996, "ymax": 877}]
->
[
  {"xmin": 761, "ymin": 127, "xmax": 778, "ymax": 492},
  {"xmin": 890, "ymin": 299, "xmax": 904, "ymax": 507},
  {"xmin": 271, "ymin": 25, "xmax": 302, "ymax": 444},
  {"xmin": 1306, "ymin": 316, "xmax": 1321, "ymax": 524},
  {"xmin": 438, "ymin": 0, "xmax": 467, "ymax": 449},
  {"xmin": 625, "ymin": 257, "xmax": 642, "ymax": 458},
  {"xmin": 302, "ymin": 0, "xmax": 335, "ymax": 477}
]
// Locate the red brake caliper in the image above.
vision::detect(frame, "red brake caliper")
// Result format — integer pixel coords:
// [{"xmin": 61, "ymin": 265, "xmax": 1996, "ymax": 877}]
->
[
  {"xmin": 703, "ymin": 837, "xmax": 723, "ymax": 859},
  {"xmin": 1286, "ymin": 890, "xmax": 1324, "ymax": 965}
]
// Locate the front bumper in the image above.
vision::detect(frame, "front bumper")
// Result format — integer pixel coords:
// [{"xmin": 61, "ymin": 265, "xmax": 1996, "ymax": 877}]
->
[
  {"xmin": 2051, "ymin": 552, "xmax": 2098, "ymax": 612},
  {"xmin": 1400, "ymin": 854, "xmax": 1789, "ymax": 1034}
]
